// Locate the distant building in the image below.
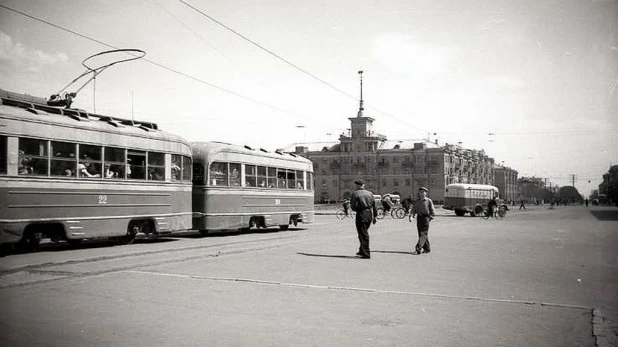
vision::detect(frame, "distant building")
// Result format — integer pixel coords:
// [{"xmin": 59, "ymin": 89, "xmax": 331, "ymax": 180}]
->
[
  {"xmin": 281, "ymin": 72, "xmax": 497, "ymax": 204},
  {"xmin": 494, "ymin": 166, "xmax": 518, "ymax": 202}
]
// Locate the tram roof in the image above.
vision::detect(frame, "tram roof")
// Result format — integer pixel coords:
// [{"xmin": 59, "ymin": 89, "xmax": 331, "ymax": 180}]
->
[
  {"xmin": 191, "ymin": 141, "xmax": 312, "ymax": 164},
  {"xmin": 0, "ymin": 89, "xmax": 189, "ymax": 144}
]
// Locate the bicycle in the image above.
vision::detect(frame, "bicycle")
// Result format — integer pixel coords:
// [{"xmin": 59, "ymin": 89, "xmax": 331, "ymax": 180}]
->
[
  {"xmin": 477, "ymin": 205, "xmax": 508, "ymax": 220},
  {"xmin": 336, "ymin": 208, "xmax": 355, "ymax": 220}
]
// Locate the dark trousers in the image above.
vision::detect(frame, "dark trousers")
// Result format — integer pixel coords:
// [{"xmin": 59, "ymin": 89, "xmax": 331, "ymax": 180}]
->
[
  {"xmin": 415, "ymin": 216, "xmax": 431, "ymax": 253},
  {"xmin": 355, "ymin": 210, "xmax": 372, "ymax": 257}
]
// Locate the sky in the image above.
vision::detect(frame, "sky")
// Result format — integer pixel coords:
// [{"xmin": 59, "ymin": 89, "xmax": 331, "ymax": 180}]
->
[{"xmin": 1, "ymin": 0, "xmax": 616, "ymax": 196}]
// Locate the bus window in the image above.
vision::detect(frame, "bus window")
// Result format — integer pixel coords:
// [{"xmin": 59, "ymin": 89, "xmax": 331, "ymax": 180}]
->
[
  {"xmin": 287, "ymin": 170, "xmax": 296, "ymax": 189},
  {"xmin": 245, "ymin": 165, "xmax": 257, "ymax": 187},
  {"xmin": 171, "ymin": 154, "xmax": 181, "ymax": 181},
  {"xmin": 277, "ymin": 168, "xmax": 287, "ymax": 188},
  {"xmin": 51, "ymin": 141, "xmax": 76, "ymax": 177},
  {"xmin": 255, "ymin": 166, "xmax": 266, "ymax": 187},
  {"xmin": 148, "ymin": 152, "xmax": 165, "ymax": 181},
  {"xmin": 127, "ymin": 151, "xmax": 146, "ymax": 180},
  {"xmin": 80, "ymin": 144, "xmax": 102, "ymax": 178},
  {"xmin": 0, "ymin": 136, "xmax": 7, "ymax": 174},
  {"xmin": 267, "ymin": 167, "xmax": 276, "ymax": 188},
  {"xmin": 210, "ymin": 162, "xmax": 228, "ymax": 186},
  {"xmin": 296, "ymin": 170, "xmax": 304, "ymax": 189},
  {"xmin": 307, "ymin": 172, "xmax": 313, "ymax": 190},
  {"xmin": 230, "ymin": 163, "xmax": 241, "ymax": 186},
  {"xmin": 182, "ymin": 156, "xmax": 191, "ymax": 181},
  {"xmin": 105, "ymin": 147, "xmax": 126, "ymax": 179},
  {"xmin": 19, "ymin": 138, "xmax": 48, "ymax": 176}
]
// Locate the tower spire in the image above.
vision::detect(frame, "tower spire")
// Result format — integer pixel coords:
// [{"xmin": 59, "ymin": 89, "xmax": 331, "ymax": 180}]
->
[{"xmin": 357, "ymin": 70, "xmax": 364, "ymax": 117}]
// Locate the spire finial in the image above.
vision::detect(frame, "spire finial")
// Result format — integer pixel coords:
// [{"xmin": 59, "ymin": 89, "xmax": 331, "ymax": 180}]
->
[{"xmin": 357, "ymin": 70, "xmax": 364, "ymax": 117}]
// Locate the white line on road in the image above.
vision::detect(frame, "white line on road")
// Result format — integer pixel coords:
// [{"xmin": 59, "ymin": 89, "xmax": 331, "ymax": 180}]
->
[{"xmin": 122, "ymin": 270, "xmax": 591, "ymax": 310}]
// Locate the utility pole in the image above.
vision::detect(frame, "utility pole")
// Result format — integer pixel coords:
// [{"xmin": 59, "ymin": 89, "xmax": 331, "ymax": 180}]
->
[{"xmin": 570, "ymin": 174, "xmax": 576, "ymax": 187}]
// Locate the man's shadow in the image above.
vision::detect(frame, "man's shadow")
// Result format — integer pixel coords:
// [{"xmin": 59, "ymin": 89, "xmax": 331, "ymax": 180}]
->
[
  {"xmin": 372, "ymin": 250, "xmax": 414, "ymax": 255},
  {"xmin": 296, "ymin": 252, "xmax": 359, "ymax": 259}
]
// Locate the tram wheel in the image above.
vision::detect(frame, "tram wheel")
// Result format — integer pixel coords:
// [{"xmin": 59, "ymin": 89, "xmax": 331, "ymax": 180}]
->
[
  {"xmin": 16, "ymin": 231, "xmax": 40, "ymax": 252},
  {"xmin": 118, "ymin": 222, "xmax": 140, "ymax": 245}
]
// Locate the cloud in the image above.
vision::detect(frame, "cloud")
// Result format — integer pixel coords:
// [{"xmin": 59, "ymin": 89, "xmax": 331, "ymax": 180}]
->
[
  {"xmin": 481, "ymin": 75, "xmax": 529, "ymax": 92},
  {"xmin": 371, "ymin": 33, "xmax": 456, "ymax": 76},
  {"xmin": 0, "ymin": 31, "xmax": 69, "ymax": 72}
]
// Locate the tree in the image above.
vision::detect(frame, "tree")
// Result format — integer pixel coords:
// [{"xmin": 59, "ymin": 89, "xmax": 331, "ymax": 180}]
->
[{"xmin": 557, "ymin": 186, "xmax": 582, "ymax": 203}]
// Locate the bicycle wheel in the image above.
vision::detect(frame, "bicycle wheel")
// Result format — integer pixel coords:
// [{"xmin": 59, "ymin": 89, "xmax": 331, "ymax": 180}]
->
[
  {"xmin": 496, "ymin": 206, "xmax": 507, "ymax": 219},
  {"xmin": 336, "ymin": 209, "xmax": 346, "ymax": 220},
  {"xmin": 481, "ymin": 209, "xmax": 490, "ymax": 220},
  {"xmin": 376, "ymin": 208, "xmax": 385, "ymax": 219},
  {"xmin": 393, "ymin": 208, "xmax": 406, "ymax": 219}
]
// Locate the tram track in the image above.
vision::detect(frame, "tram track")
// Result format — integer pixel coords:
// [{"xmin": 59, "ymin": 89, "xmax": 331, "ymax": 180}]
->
[{"xmin": 0, "ymin": 230, "xmax": 306, "ymax": 277}]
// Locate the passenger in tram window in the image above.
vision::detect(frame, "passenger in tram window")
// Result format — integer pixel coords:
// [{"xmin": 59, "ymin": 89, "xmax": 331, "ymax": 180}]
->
[
  {"xmin": 64, "ymin": 169, "xmax": 73, "ymax": 177},
  {"xmin": 78, "ymin": 163, "xmax": 100, "ymax": 178},
  {"xmin": 104, "ymin": 164, "xmax": 117, "ymax": 178},
  {"xmin": 171, "ymin": 163, "xmax": 181, "ymax": 181},
  {"xmin": 18, "ymin": 151, "xmax": 33, "ymax": 174},
  {"xmin": 148, "ymin": 167, "xmax": 164, "ymax": 181},
  {"xmin": 259, "ymin": 180, "xmax": 266, "ymax": 187}
]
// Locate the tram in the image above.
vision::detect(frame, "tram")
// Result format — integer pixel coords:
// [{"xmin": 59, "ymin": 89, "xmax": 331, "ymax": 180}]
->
[
  {"xmin": 191, "ymin": 141, "xmax": 314, "ymax": 233},
  {"xmin": 0, "ymin": 89, "xmax": 193, "ymax": 247}
]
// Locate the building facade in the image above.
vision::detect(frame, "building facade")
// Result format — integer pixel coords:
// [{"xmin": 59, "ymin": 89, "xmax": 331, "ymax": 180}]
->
[
  {"xmin": 285, "ymin": 77, "xmax": 497, "ymax": 203},
  {"xmin": 494, "ymin": 166, "xmax": 519, "ymax": 202}
]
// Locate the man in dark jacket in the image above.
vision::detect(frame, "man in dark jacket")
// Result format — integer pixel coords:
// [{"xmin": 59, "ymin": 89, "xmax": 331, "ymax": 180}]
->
[
  {"xmin": 350, "ymin": 179, "xmax": 378, "ymax": 259},
  {"xmin": 411, "ymin": 187, "xmax": 435, "ymax": 255}
]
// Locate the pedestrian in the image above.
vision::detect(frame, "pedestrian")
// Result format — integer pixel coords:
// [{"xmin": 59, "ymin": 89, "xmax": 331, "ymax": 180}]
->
[
  {"xmin": 585, "ymin": 198, "xmax": 589, "ymax": 207},
  {"xmin": 519, "ymin": 199, "xmax": 526, "ymax": 210},
  {"xmin": 411, "ymin": 187, "xmax": 435, "ymax": 255},
  {"xmin": 350, "ymin": 179, "xmax": 378, "ymax": 259}
]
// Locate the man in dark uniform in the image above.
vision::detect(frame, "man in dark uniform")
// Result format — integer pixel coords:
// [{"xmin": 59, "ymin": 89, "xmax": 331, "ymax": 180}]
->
[
  {"xmin": 411, "ymin": 187, "xmax": 435, "ymax": 255},
  {"xmin": 487, "ymin": 194, "xmax": 498, "ymax": 218},
  {"xmin": 350, "ymin": 179, "xmax": 378, "ymax": 259}
]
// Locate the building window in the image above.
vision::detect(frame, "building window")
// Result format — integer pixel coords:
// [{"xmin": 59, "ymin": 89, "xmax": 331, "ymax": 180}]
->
[
  {"xmin": 394, "ymin": 179, "xmax": 399, "ymax": 187},
  {"xmin": 393, "ymin": 156, "xmax": 399, "ymax": 163},
  {"xmin": 405, "ymin": 178, "xmax": 411, "ymax": 186}
]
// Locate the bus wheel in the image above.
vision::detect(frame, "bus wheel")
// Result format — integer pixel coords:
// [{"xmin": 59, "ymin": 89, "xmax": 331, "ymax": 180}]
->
[
  {"xmin": 454, "ymin": 209, "xmax": 466, "ymax": 217},
  {"xmin": 473, "ymin": 205, "xmax": 484, "ymax": 217}
]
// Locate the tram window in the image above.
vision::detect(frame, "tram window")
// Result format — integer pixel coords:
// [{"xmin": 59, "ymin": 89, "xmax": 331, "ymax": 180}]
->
[
  {"xmin": 0, "ymin": 136, "xmax": 6, "ymax": 174},
  {"xmin": 127, "ymin": 151, "xmax": 146, "ymax": 180},
  {"xmin": 245, "ymin": 164, "xmax": 257, "ymax": 187},
  {"xmin": 267, "ymin": 167, "xmax": 276, "ymax": 188},
  {"xmin": 230, "ymin": 163, "xmax": 241, "ymax": 186},
  {"xmin": 182, "ymin": 156, "xmax": 191, "ymax": 181},
  {"xmin": 51, "ymin": 141, "xmax": 76, "ymax": 177},
  {"xmin": 287, "ymin": 170, "xmax": 296, "ymax": 189},
  {"xmin": 79, "ymin": 144, "xmax": 102, "ymax": 178},
  {"xmin": 171, "ymin": 154, "xmax": 182, "ymax": 181},
  {"xmin": 307, "ymin": 172, "xmax": 313, "ymax": 190},
  {"xmin": 277, "ymin": 168, "xmax": 287, "ymax": 188},
  {"xmin": 147, "ymin": 152, "xmax": 165, "ymax": 181},
  {"xmin": 104, "ymin": 147, "xmax": 126, "ymax": 179},
  {"xmin": 19, "ymin": 138, "xmax": 48, "ymax": 176},
  {"xmin": 210, "ymin": 162, "xmax": 228, "ymax": 186},
  {"xmin": 296, "ymin": 170, "xmax": 304, "ymax": 189},
  {"xmin": 257, "ymin": 166, "xmax": 267, "ymax": 187}
]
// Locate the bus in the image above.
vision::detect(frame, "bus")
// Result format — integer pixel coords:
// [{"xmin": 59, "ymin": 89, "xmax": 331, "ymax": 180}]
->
[
  {"xmin": 191, "ymin": 141, "xmax": 314, "ymax": 233},
  {"xmin": 443, "ymin": 183, "xmax": 500, "ymax": 217},
  {"xmin": 0, "ymin": 90, "xmax": 193, "ymax": 248}
]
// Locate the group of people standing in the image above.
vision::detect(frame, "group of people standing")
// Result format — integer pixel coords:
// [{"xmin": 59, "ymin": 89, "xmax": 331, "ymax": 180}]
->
[{"xmin": 348, "ymin": 179, "xmax": 435, "ymax": 259}]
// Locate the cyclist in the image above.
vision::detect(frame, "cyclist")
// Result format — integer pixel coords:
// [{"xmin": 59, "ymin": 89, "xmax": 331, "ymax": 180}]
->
[
  {"xmin": 381, "ymin": 194, "xmax": 394, "ymax": 215},
  {"xmin": 487, "ymin": 194, "xmax": 498, "ymax": 218},
  {"xmin": 342, "ymin": 198, "xmax": 351, "ymax": 217},
  {"xmin": 401, "ymin": 195, "xmax": 413, "ymax": 215}
]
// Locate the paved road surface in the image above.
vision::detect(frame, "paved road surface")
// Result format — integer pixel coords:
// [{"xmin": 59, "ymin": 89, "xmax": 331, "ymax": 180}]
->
[{"xmin": 1, "ymin": 205, "xmax": 616, "ymax": 346}]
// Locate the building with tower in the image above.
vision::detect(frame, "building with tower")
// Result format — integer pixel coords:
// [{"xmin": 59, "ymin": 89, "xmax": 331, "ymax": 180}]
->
[{"xmin": 280, "ymin": 72, "xmax": 500, "ymax": 203}]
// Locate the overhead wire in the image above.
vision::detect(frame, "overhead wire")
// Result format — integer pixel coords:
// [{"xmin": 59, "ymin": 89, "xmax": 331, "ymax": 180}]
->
[
  {"xmin": 0, "ymin": 3, "xmax": 341, "ymax": 131},
  {"xmin": 175, "ymin": 0, "xmax": 430, "ymax": 135}
]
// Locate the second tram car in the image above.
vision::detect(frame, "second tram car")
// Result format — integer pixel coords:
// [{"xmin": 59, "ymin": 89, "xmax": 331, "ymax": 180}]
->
[
  {"xmin": 191, "ymin": 141, "xmax": 314, "ymax": 233},
  {"xmin": 0, "ymin": 90, "xmax": 193, "ymax": 247}
]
